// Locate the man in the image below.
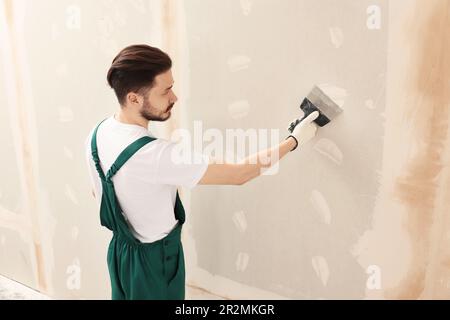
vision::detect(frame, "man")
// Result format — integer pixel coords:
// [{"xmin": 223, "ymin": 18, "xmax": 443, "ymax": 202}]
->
[{"xmin": 85, "ymin": 44, "xmax": 319, "ymax": 300}]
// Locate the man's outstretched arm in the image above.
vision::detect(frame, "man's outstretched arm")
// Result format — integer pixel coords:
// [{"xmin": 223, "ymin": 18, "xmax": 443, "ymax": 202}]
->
[{"xmin": 198, "ymin": 111, "xmax": 319, "ymax": 186}]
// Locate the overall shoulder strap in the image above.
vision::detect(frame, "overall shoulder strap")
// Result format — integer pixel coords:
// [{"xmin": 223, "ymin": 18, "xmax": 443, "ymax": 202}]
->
[
  {"xmin": 91, "ymin": 119, "xmax": 108, "ymax": 181},
  {"xmin": 106, "ymin": 136, "xmax": 156, "ymax": 181}
]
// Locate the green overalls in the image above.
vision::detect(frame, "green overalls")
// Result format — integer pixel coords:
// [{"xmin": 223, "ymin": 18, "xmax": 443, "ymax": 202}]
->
[{"xmin": 91, "ymin": 120, "xmax": 186, "ymax": 300}]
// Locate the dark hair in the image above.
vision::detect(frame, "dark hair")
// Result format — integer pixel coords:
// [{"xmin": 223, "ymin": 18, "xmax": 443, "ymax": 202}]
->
[{"xmin": 107, "ymin": 44, "xmax": 172, "ymax": 105}]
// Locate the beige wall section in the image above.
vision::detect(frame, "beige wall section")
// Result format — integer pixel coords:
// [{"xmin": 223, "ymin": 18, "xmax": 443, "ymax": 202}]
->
[
  {"xmin": 0, "ymin": 0, "xmax": 448, "ymax": 300},
  {"xmin": 0, "ymin": 0, "xmax": 52, "ymax": 294},
  {"xmin": 355, "ymin": 0, "xmax": 450, "ymax": 300},
  {"xmin": 0, "ymin": 0, "xmax": 172, "ymax": 299},
  {"xmin": 185, "ymin": 0, "xmax": 387, "ymax": 299}
]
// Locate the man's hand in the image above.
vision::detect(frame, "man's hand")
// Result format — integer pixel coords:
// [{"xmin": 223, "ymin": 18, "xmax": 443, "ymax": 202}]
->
[{"xmin": 287, "ymin": 111, "xmax": 319, "ymax": 151}]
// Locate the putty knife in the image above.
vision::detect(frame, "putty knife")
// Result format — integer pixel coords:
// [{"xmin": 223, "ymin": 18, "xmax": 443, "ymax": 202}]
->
[{"xmin": 288, "ymin": 85, "xmax": 343, "ymax": 133}]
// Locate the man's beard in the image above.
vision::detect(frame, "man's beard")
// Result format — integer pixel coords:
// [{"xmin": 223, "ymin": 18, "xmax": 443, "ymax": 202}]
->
[{"xmin": 140, "ymin": 100, "xmax": 174, "ymax": 122}]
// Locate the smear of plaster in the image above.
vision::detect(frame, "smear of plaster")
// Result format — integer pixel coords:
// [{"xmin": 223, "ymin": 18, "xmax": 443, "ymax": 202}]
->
[
  {"xmin": 329, "ymin": 27, "xmax": 344, "ymax": 48},
  {"xmin": 0, "ymin": 206, "xmax": 33, "ymax": 243},
  {"xmin": 1, "ymin": 235, "xmax": 6, "ymax": 246},
  {"xmin": 311, "ymin": 256, "xmax": 330, "ymax": 286},
  {"xmin": 236, "ymin": 252, "xmax": 250, "ymax": 272},
  {"xmin": 240, "ymin": 0, "xmax": 253, "ymax": 16},
  {"xmin": 317, "ymin": 84, "xmax": 347, "ymax": 108},
  {"xmin": 365, "ymin": 99, "xmax": 376, "ymax": 110},
  {"xmin": 310, "ymin": 190, "xmax": 332, "ymax": 225},
  {"xmin": 228, "ymin": 55, "xmax": 251, "ymax": 72},
  {"xmin": 64, "ymin": 184, "xmax": 79, "ymax": 205},
  {"xmin": 313, "ymin": 138, "xmax": 343, "ymax": 165},
  {"xmin": 70, "ymin": 226, "xmax": 79, "ymax": 241},
  {"xmin": 63, "ymin": 146, "xmax": 73, "ymax": 160},
  {"xmin": 228, "ymin": 100, "xmax": 250, "ymax": 119},
  {"xmin": 232, "ymin": 210, "xmax": 247, "ymax": 233}
]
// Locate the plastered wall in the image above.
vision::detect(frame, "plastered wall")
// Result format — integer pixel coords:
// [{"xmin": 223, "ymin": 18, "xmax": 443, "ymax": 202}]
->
[{"xmin": 184, "ymin": 0, "xmax": 388, "ymax": 299}]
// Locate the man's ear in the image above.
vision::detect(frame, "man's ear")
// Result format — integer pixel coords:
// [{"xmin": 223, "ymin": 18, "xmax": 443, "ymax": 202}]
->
[{"xmin": 127, "ymin": 92, "xmax": 142, "ymax": 106}]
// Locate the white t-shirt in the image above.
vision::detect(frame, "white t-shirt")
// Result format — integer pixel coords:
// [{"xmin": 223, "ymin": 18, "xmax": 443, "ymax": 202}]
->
[{"xmin": 84, "ymin": 115, "xmax": 209, "ymax": 243}]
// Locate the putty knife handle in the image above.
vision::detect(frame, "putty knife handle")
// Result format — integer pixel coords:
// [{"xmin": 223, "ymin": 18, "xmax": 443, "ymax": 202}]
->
[{"xmin": 287, "ymin": 114, "xmax": 307, "ymax": 133}]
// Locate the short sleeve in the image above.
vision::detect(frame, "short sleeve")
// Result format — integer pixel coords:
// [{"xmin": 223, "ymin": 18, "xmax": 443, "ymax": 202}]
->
[
  {"xmin": 84, "ymin": 130, "xmax": 102, "ymax": 203},
  {"xmin": 154, "ymin": 140, "xmax": 209, "ymax": 188}
]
